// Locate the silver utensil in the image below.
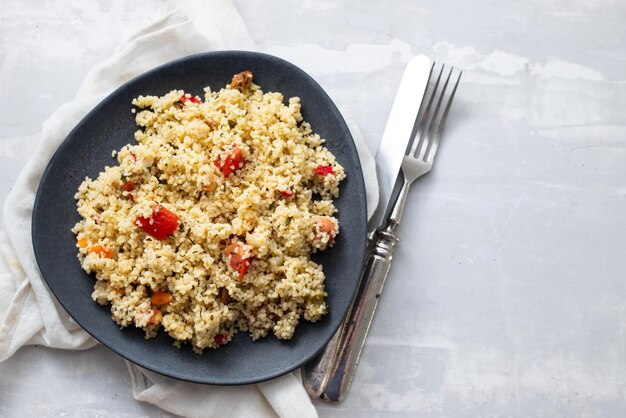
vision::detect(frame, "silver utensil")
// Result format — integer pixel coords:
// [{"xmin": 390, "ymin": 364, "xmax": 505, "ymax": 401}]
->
[
  {"xmin": 302, "ymin": 56, "xmax": 432, "ymax": 399},
  {"xmin": 302, "ymin": 62, "xmax": 461, "ymax": 403}
]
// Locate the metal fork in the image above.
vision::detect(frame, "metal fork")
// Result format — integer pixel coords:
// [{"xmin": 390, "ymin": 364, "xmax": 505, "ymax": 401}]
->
[
  {"xmin": 309, "ymin": 63, "xmax": 462, "ymax": 403},
  {"xmin": 390, "ymin": 63, "xmax": 462, "ymax": 225}
]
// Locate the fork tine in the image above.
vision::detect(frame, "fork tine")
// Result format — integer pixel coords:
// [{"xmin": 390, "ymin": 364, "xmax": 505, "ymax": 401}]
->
[
  {"xmin": 418, "ymin": 65, "xmax": 453, "ymax": 161},
  {"xmin": 388, "ymin": 61, "xmax": 461, "ymax": 225},
  {"xmin": 424, "ymin": 67, "xmax": 462, "ymax": 163},
  {"xmin": 407, "ymin": 63, "xmax": 444, "ymax": 158}
]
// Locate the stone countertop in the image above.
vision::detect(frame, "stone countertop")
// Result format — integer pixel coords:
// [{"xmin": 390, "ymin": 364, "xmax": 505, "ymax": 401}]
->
[{"xmin": 2, "ymin": 0, "xmax": 626, "ymax": 416}]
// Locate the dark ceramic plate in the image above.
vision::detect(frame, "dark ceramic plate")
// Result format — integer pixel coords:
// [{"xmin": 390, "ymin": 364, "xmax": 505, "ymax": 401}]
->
[{"xmin": 32, "ymin": 51, "xmax": 367, "ymax": 385}]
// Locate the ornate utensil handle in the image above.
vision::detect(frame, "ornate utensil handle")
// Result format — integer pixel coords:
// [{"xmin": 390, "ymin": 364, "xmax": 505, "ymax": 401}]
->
[
  {"xmin": 320, "ymin": 223, "xmax": 399, "ymax": 403},
  {"xmin": 301, "ymin": 319, "xmax": 345, "ymax": 398}
]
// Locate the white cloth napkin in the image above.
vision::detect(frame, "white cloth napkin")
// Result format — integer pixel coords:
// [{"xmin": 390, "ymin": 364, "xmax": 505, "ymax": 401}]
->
[{"xmin": 0, "ymin": 2, "xmax": 378, "ymax": 417}]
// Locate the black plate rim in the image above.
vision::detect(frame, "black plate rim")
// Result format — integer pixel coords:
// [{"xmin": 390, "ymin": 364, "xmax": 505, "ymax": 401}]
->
[{"xmin": 32, "ymin": 50, "xmax": 367, "ymax": 385}]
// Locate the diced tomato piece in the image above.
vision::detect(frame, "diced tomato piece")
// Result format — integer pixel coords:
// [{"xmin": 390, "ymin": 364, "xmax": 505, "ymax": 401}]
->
[
  {"xmin": 90, "ymin": 245, "xmax": 113, "ymax": 258},
  {"xmin": 317, "ymin": 217, "xmax": 336, "ymax": 234},
  {"xmin": 214, "ymin": 145, "xmax": 245, "ymax": 177},
  {"xmin": 214, "ymin": 333, "xmax": 227, "ymax": 345},
  {"xmin": 136, "ymin": 204, "xmax": 180, "ymax": 240},
  {"xmin": 151, "ymin": 290, "xmax": 172, "ymax": 306},
  {"xmin": 122, "ymin": 181, "xmax": 135, "ymax": 192},
  {"xmin": 280, "ymin": 190, "xmax": 294, "ymax": 198},
  {"xmin": 130, "ymin": 152, "xmax": 137, "ymax": 163},
  {"xmin": 314, "ymin": 165, "xmax": 334, "ymax": 175},
  {"xmin": 314, "ymin": 217, "xmax": 337, "ymax": 245},
  {"xmin": 77, "ymin": 238, "xmax": 88, "ymax": 248},
  {"xmin": 225, "ymin": 242, "xmax": 251, "ymax": 279},
  {"xmin": 180, "ymin": 95, "xmax": 201, "ymax": 103}
]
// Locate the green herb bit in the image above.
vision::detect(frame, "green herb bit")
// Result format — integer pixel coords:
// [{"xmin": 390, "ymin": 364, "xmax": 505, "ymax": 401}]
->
[{"xmin": 228, "ymin": 119, "xmax": 237, "ymax": 129}]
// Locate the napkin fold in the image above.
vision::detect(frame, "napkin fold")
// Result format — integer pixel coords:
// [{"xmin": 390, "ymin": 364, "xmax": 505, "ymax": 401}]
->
[{"xmin": 0, "ymin": 2, "xmax": 378, "ymax": 417}]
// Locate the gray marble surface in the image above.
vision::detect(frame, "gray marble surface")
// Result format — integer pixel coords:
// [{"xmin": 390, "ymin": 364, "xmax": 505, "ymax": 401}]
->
[{"xmin": 2, "ymin": 0, "xmax": 626, "ymax": 416}]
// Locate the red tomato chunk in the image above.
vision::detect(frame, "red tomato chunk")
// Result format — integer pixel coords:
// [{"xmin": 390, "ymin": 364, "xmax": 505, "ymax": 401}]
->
[
  {"xmin": 136, "ymin": 205, "xmax": 180, "ymax": 240},
  {"xmin": 180, "ymin": 95, "xmax": 201, "ymax": 103},
  {"xmin": 225, "ymin": 242, "xmax": 251, "ymax": 279},
  {"xmin": 214, "ymin": 145, "xmax": 245, "ymax": 177},
  {"xmin": 314, "ymin": 165, "xmax": 334, "ymax": 175},
  {"xmin": 123, "ymin": 181, "xmax": 135, "ymax": 192},
  {"xmin": 214, "ymin": 333, "xmax": 228, "ymax": 345}
]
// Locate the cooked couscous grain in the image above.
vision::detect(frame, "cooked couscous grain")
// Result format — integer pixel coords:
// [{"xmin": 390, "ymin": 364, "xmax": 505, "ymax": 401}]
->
[{"xmin": 72, "ymin": 71, "xmax": 345, "ymax": 352}]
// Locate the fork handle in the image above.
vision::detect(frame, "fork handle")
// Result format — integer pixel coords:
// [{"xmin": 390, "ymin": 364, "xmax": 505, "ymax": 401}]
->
[{"xmin": 318, "ymin": 224, "xmax": 399, "ymax": 403}]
